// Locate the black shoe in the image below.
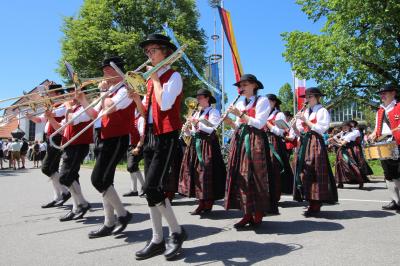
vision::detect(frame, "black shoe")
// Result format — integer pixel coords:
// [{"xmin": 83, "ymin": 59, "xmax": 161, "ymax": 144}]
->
[
  {"xmin": 41, "ymin": 200, "xmax": 57, "ymax": 209},
  {"xmin": 382, "ymin": 201, "xmax": 400, "ymax": 210},
  {"xmin": 337, "ymin": 183, "xmax": 344, "ymax": 189},
  {"xmin": 164, "ymin": 227, "xmax": 187, "ymax": 260},
  {"xmin": 59, "ymin": 211, "xmax": 76, "ymax": 222},
  {"xmin": 74, "ymin": 203, "xmax": 91, "ymax": 220},
  {"xmin": 112, "ymin": 211, "xmax": 132, "ymax": 234},
  {"xmin": 88, "ymin": 225, "xmax": 115, "ymax": 239},
  {"xmin": 303, "ymin": 209, "xmax": 320, "ymax": 217},
  {"xmin": 54, "ymin": 192, "xmax": 72, "ymax": 207},
  {"xmin": 123, "ymin": 191, "xmax": 139, "ymax": 197},
  {"xmin": 136, "ymin": 241, "xmax": 166, "ymax": 260}
]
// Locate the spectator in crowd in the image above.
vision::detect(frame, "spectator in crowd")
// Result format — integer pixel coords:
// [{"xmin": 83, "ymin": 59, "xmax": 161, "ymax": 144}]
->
[
  {"xmin": 6, "ymin": 139, "xmax": 12, "ymax": 168},
  {"xmin": 0, "ymin": 139, "xmax": 4, "ymax": 170},
  {"xmin": 20, "ymin": 138, "xmax": 29, "ymax": 169},
  {"xmin": 32, "ymin": 141, "xmax": 41, "ymax": 168},
  {"xmin": 10, "ymin": 138, "xmax": 22, "ymax": 170},
  {"xmin": 39, "ymin": 140, "xmax": 47, "ymax": 162}
]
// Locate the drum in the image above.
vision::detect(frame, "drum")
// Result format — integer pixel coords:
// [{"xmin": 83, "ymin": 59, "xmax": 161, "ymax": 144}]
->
[{"xmin": 363, "ymin": 141, "xmax": 399, "ymax": 160}]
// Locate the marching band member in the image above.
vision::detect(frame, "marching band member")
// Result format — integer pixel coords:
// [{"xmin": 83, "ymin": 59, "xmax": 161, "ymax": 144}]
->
[
  {"xmin": 123, "ymin": 110, "xmax": 145, "ymax": 197},
  {"xmin": 46, "ymin": 89, "xmax": 94, "ymax": 222},
  {"xmin": 292, "ymin": 87, "xmax": 338, "ymax": 216},
  {"xmin": 224, "ymin": 74, "xmax": 273, "ymax": 229},
  {"xmin": 135, "ymin": 34, "xmax": 186, "ymax": 260},
  {"xmin": 27, "ymin": 84, "xmax": 71, "ymax": 208},
  {"xmin": 88, "ymin": 56, "xmax": 143, "ymax": 238},
  {"xmin": 334, "ymin": 121, "xmax": 364, "ymax": 189},
  {"xmin": 178, "ymin": 89, "xmax": 226, "ymax": 215},
  {"xmin": 264, "ymin": 94, "xmax": 294, "ymax": 213},
  {"xmin": 348, "ymin": 120, "xmax": 373, "ymax": 182},
  {"xmin": 283, "ymin": 111, "xmax": 297, "ymax": 157},
  {"xmin": 368, "ymin": 84, "xmax": 400, "ymax": 212}
]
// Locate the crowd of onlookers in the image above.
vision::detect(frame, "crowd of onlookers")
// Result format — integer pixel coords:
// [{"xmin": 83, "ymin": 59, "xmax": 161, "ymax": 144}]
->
[{"xmin": 0, "ymin": 138, "xmax": 47, "ymax": 170}]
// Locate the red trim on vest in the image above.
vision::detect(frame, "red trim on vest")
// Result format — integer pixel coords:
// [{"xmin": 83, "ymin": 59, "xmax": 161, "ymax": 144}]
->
[
  {"xmin": 376, "ymin": 107, "xmax": 385, "ymax": 139},
  {"xmin": 129, "ymin": 114, "xmax": 141, "ymax": 146},
  {"xmin": 145, "ymin": 69, "xmax": 182, "ymax": 135},
  {"xmin": 101, "ymin": 86, "xmax": 136, "ymax": 139},
  {"xmin": 47, "ymin": 103, "xmax": 65, "ymax": 136},
  {"xmin": 62, "ymin": 105, "xmax": 93, "ymax": 145},
  {"xmin": 302, "ymin": 110, "xmax": 317, "ymax": 133},
  {"xmin": 240, "ymin": 97, "xmax": 259, "ymax": 123},
  {"xmin": 387, "ymin": 102, "xmax": 400, "ymax": 145}
]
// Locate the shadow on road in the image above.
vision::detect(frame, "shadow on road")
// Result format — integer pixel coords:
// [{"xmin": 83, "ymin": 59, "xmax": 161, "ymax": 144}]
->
[
  {"xmin": 180, "ymin": 241, "xmax": 302, "ymax": 265},
  {"xmin": 317, "ymin": 210, "xmax": 396, "ymax": 220},
  {"xmin": 254, "ymin": 220, "xmax": 344, "ymax": 235}
]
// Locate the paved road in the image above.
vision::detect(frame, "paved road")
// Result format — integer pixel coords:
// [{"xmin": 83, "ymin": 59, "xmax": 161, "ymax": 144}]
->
[{"xmin": 0, "ymin": 162, "xmax": 398, "ymax": 266}]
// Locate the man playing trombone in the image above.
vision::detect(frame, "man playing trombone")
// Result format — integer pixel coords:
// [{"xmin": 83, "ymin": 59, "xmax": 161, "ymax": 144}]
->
[{"xmin": 26, "ymin": 84, "xmax": 71, "ymax": 209}]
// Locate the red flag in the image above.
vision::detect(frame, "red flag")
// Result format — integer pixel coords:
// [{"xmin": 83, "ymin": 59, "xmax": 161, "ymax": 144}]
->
[{"xmin": 295, "ymin": 78, "xmax": 306, "ymax": 111}]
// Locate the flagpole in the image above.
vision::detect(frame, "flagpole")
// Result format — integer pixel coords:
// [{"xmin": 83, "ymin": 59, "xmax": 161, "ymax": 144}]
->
[
  {"xmin": 292, "ymin": 68, "xmax": 296, "ymax": 115},
  {"xmin": 221, "ymin": 0, "xmax": 225, "ymax": 145}
]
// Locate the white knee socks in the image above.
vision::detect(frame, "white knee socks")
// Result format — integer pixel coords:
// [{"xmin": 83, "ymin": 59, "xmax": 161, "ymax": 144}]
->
[
  {"xmin": 130, "ymin": 171, "xmax": 145, "ymax": 192},
  {"xmin": 103, "ymin": 196, "xmax": 116, "ymax": 227},
  {"xmin": 149, "ymin": 206, "xmax": 163, "ymax": 244},
  {"xmin": 386, "ymin": 179, "xmax": 400, "ymax": 205},
  {"xmin": 103, "ymin": 186, "xmax": 127, "ymax": 217},
  {"xmin": 156, "ymin": 198, "xmax": 181, "ymax": 235}
]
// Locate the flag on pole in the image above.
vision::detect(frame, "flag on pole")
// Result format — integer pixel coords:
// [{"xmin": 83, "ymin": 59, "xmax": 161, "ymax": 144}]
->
[
  {"xmin": 217, "ymin": 6, "xmax": 243, "ymax": 83},
  {"xmin": 295, "ymin": 78, "xmax": 306, "ymax": 111}
]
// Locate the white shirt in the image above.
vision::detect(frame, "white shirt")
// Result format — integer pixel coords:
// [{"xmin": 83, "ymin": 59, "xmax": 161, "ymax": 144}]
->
[
  {"xmin": 137, "ymin": 116, "xmax": 145, "ymax": 137},
  {"xmin": 234, "ymin": 96, "xmax": 271, "ymax": 130},
  {"xmin": 144, "ymin": 66, "xmax": 183, "ymax": 124},
  {"xmin": 188, "ymin": 106, "xmax": 220, "ymax": 135},
  {"xmin": 10, "ymin": 142, "xmax": 22, "ymax": 152},
  {"xmin": 68, "ymin": 105, "xmax": 93, "ymax": 126},
  {"xmin": 38, "ymin": 105, "xmax": 67, "ymax": 133},
  {"xmin": 94, "ymin": 83, "xmax": 133, "ymax": 126},
  {"xmin": 340, "ymin": 131, "xmax": 357, "ymax": 142},
  {"xmin": 268, "ymin": 109, "xmax": 286, "ymax": 136},
  {"xmin": 39, "ymin": 142, "xmax": 47, "ymax": 152},
  {"xmin": 295, "ymin": 104, "xmax": 330, "ymax": 136},
  {"xmin": 375, "ymin": 100, "xmax": 396, "ymax": 136}
]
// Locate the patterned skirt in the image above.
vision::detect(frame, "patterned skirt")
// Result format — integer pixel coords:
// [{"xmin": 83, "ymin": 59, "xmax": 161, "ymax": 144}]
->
[
  {"xmin": 353, "ymin": 143, "xmax": 373, "ymax": 180},
  {"xmin": 268, "ymin": 133, "xmax": 294, "ymax": 198},
  {"xmin": 225, "ymin": 125, "xmax": 272, "ymax": 214},
  {"xmin": 178, "ymin": 131, "xmax": 226, "ymax": 200},
  {"xmin": 294, "ymin": 131, "xmax": 338, "ymax": 203},
  {"xmin": 334, "ymin": 144, "xmax": 364, "ymax": 184}
]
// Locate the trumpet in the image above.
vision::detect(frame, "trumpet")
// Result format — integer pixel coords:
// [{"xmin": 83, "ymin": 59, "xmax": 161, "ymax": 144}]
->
[
  {"xmin": 214, "ymin": 92, "xmax": 242, "ymax": 130},
  {"xmin": 50, "ymin": 45, "xmax": 188, "ymax": 150},
  {"xmin": 179, "ymin": 97, "xmax": 199, "ymax": 145}
]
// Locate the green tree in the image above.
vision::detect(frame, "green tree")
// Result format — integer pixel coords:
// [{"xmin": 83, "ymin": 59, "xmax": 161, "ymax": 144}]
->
[
  {"xmin": 58, "ymin": 0, "xmax": 207, "ymax": 101},
  {"xmin": 278, "ymin": 82, "xmax": 294, "ymax": 113},
  {"xmin": 282, "ymin": 0, "xmax": 400, "ymax": 102}
]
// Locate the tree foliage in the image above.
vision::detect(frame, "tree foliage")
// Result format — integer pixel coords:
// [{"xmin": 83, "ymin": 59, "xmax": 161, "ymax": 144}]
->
[
  {"xmin": 282, "ymin": 0, "xmax": 400, "ymax": 102},
  {"xmin": 58, "ymin": 0, "xmax": 207, "ymax": 100},
  {"xmin": 278, "ymin": 82, "xmax": 294, "ymax": 113}
]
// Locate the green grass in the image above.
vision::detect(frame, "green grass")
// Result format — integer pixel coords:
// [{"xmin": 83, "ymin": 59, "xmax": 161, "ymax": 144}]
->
[{"xmin": 82, "ymin": 160, "xmax": 144, "ymax": 171}]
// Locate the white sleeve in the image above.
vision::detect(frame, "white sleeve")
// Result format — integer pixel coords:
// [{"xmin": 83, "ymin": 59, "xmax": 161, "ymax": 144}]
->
[
  {"xmin": 160, "ymin": 72, "xmax": 183, "ymax": 111},
  {"xmin": 342, "ymin": 132, "xmax": 356, "ymax": 142},
  {"xmin": 137, "ymin": 117, "xmax": 145, "ymax": 137},
  {"xmin": 311, "ymin": 108, "xmax": 330, "ymax": 135},
  {"xmin": 270, "ymin": 112, "xmax": 286, "ymax": 136},
  {"xmin": 198, "ymin": 109, "xmax": 220, "ymax": 134},
  {"xmin": 37, "ymin": 114, "xmax": 47, "ymax": 123},
  {"xmin": 53, "ymin": 105, "xmax": 67, "ymax": 118},
  {"xmin": 70, "ymin": 107, "xmax": 92, "ymax": 125},
  {"xmin": 247, "ymin": 97, "xmax": 271, "ymax": 129},
  {"xmin": 111, "ymin": 87, "xmax": 133, "ymax": 111}
]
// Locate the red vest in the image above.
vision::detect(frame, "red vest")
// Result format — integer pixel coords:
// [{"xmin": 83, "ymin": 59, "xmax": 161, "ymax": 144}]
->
[
  {"xmin": 377, "ymin": 103, "xmax": 400, "ymax": 145},
  {"xmin": 47, "ymin": 103, "xmax": 65, "ymax": 136},
  {"xmin": 62, "ymin": 105, "xmax": 93, "ymax": 145},
  {"xmin": 240, "ymin": 97, "xmax": 259, "ymax": 123},
  {"xmin": 145, "ymin": 69, "xmax": 182, "ymax": 135},
  {"xmin": 101, "ymin": 86, "xmax": 136, "ymax": 139},
  {"xmin": 129, "ymin": 114, "xmax": 141, "ymax": 146},
  {"xmin": 302, "ymin": 109, "xmax": 317, "ymax": 133}
]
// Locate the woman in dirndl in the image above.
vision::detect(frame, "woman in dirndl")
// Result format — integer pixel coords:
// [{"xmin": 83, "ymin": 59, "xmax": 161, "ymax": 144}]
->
[
  {"xmin": 334, "ymin": 121, "xmax": 365, "ymax": 189},
  {"xmin": 224, "ymin": 74, "xmax": 273, "ymax": 229},
  {"xmin": 179, "ymin": 89, "xmax": 226, "ymax": 215},
  {"xmin": 264, "ymin": 94, "xmax": 294, "ymax": 213},
  {"xmin": 292, "ymin": 87, "xmax": 338, "ymax": 216}
]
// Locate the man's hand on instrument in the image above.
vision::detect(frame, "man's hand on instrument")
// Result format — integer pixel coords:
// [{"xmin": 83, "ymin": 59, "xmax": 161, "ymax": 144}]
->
[
  {"xmin": 146, "ymin": 66, "xmax": 160, "ymax": 82},
  {"xmin": 132, "ymin": 146, "xmax": 141, "ymax": 156},
  {"xmin": 367, "ymin": 132, "xmax": 376, "ymax": 142},
  {"xmin": 128, "ymin": 91, "xmax": 141, "ymax": 102},
  {"xmin": 98, "ymin": 80, "xmax": 109, "ymax": 91}
]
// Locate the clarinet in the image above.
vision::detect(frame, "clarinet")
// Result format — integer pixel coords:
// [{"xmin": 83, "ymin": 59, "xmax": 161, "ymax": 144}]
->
[{"xmin": 214, "ymin": 93, "xmax": 242, "ymax": 130}]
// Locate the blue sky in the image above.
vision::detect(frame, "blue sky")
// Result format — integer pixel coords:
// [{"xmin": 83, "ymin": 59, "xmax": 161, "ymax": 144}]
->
[{"xmin": 0, "ymin": 0, "xmax": 322, "ymax": 107}]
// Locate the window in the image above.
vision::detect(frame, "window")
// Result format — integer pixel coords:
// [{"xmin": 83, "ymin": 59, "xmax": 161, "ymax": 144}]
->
[{"xmin": 28, "ymin": 120, "xmax": 36, "ymax": 141}]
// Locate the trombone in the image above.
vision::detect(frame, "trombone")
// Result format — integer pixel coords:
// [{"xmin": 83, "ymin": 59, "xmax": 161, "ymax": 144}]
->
[{"xmin": 50, "ymin": 44, "xmax": 187, "ymax": 150}]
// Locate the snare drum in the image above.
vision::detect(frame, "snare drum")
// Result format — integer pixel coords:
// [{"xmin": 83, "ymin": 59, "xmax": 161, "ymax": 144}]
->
[{"xmin": 363, "ymin": 141, "xmax": 399, "ymax": 160}]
